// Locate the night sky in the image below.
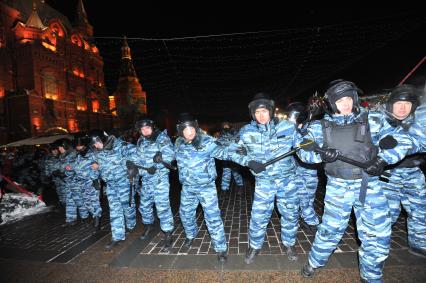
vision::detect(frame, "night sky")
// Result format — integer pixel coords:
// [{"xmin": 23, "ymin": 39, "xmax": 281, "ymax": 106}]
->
[{"xmin": 45, "ymin": 0, "xmax": 426, "ymax": 122}]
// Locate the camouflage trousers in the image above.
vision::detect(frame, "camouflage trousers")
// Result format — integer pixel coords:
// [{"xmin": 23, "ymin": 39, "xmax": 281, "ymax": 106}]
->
[
  {"xmin": 308, "ymin": 176, "xmax": 391, "ymax": 283},
  {"xmin": 106, "ymin": 180, "xmax": 136, "ymax": 241},
  {"xmin": 180, "ymin": 182, "xmax": 227, "ymax": 252},
  {"xmin": 296, "ymin": 167, "xmax": 319, "ymax": 226},
  {"xmin": 382, "ymin": 167, "xmax": 426, "ymax": 250},
  {"xmin": 139, "ymin": 173, "xmax": 174, "ymax": 233},
  {"xmin": 249, "ymin": 175, "xmax": 299, "ymax": 249},
  {"xmin": 221, "ymin": 167, "xmax": 243, "ymax": 190}
]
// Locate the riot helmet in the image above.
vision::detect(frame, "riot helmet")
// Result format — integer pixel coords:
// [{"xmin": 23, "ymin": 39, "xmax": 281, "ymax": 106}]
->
[
  {"xmin": 88, "ymin": 129, "xmax": 108, "ymax": 147},
  {"xmin": 53, "ymin": 138, "xmax": 72, "ymax": 152},
  {"xmin": 248, "ymin": 92, "xmax": 275, "ymax": 120},
  {"xmin": 285, "ymin": 102, "xmax": 308, "ymax": 125},
  {"xmin": 72, "ymin": 132, "xmax": 89, "ymax": 148},
  {"xmin": 386, "ymin": 84, "xmax": 419, "ymax": 117},
  {"xmin": 135, "ymin": 117, "xmax": 155, "ymax": 132},
  {"xmin": 324, "ymin": 79, "xmax": 361, "ymax": 114},
  {"xmin": 176, "ymin": 112, "xmax": 199, "ymax": 138}
]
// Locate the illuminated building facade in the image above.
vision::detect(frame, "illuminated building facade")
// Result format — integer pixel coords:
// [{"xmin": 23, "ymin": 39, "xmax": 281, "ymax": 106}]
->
[{"xmin": 0, "ymin": 0, "xmax": 113, "ymax": 143}]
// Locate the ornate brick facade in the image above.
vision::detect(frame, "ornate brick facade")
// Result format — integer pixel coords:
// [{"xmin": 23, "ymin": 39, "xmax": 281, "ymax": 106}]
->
[{"xmin": 0, "ymin": 0, "xmax": 113, "ymax": 143}]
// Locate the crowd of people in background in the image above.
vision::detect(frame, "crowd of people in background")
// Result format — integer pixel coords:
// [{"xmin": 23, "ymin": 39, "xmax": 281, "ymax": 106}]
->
[{"xmin": 1, "ymin": 80, "xmax": 426, "ymax": 283}]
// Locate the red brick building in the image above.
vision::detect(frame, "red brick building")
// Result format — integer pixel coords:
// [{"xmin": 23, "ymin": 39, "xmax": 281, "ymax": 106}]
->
[
  {"xmin": 113, "ymin": 37, "xmax": 147, "ymax": 129},
  {"xmin": 0, "ymin": 0, "xmax": 114, "ymax": 144}
]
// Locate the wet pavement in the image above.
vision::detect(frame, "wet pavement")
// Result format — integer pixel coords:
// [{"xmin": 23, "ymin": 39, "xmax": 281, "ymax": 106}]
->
[{"xmin": 1, "ymin": 169, "xmax": 425, "ymax": 282}]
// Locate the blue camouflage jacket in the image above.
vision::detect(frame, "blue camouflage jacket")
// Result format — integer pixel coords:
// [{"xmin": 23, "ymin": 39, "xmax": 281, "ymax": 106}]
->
[
  {"xmin": 174, "ymin": 132, "xmax": 226, "ymax": 186},
  {"xmin": 132, "ymin": 130, "xmax": 175, "ymax": 180},
  {"xmin": 91, "ymin": 136, "xmax": 135, "ymax": 184},
  {"xmin": 227, "ymin": 118, "xmax": 301, "ymax": 179},
  {"xmin": 297, "ymin": 109, "xmax": 414, "ymax": 165}
]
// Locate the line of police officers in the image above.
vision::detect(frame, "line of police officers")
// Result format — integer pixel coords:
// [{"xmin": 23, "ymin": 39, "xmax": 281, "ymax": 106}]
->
[{"xmin": 43, "ymin": 79, "xmax": 426, "ymax": 283}]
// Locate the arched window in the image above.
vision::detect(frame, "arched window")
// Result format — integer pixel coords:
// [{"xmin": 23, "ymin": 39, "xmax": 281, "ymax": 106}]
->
[
  {"xmin": 42, "ymin": 69, "xmax": 58, "ymax": 100},
  {"xmin": 75, "ymin": 86, "xmax": 87, "ymax": 111}
]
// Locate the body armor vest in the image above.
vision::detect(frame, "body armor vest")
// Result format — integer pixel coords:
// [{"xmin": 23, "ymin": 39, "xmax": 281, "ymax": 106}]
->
[{"xmin": 321, "ymin": 113, "xmax": 378, "ymax": 179}]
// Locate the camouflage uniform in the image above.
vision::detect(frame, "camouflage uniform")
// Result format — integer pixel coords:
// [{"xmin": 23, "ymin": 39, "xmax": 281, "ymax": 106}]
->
[
  {"xmin": 92, "ymin": 137, "xmax": 137, "ymax": 241},
  {"xmin": 227, "ymin": 118, "xmax": 301, "ymax": 250},
  {"xmin": 298, "ymin": 110, "xmax": 413, "ymax": 282},
  {"xmin": 217, "ymin": 128, "xmax": 243, "ymax": 191},
  {"xmin": 132, "ymin": 130, "xmax": 175, "ymax": 233},
  {"xmin": 175, "ymin": 132, "xmax": 227, "ymax": 253}
]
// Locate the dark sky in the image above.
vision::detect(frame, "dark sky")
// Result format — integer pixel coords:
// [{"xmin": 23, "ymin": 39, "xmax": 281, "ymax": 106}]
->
[{"xmin": 45, "ymin": 0, "xmax": 426, "ymax": 122}]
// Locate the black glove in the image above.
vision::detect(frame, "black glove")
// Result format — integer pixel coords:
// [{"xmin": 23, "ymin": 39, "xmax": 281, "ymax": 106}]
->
[
  {"xmin": 92, "ymin": 179, "xmax": 101, "ymax": 190},
  {"xmin": 365, "ymin": 158, "xmax": 388, "ymax": 176},
  {"xmin": 379, "ymin": 135, "xmax": 398, "ymax": 150},
  {"xmin": 235, "ymin": 146, "xmax": 247, "ymax": 156},
  {"xmin": 247, "ymin": 160, "xmax": 266, "ymax": 173},
  {"xmin": 318, "ymin": 147, "xmax": 339, "ymax": 163},
  {"xmin": 153, "ymin": 152, "xmax": 163, "ymax": 163},
  {"xmin": 126, "ymin": 160, "xmax": 139, "ymax": 179},
  {"xmin": 147, "ymin": 166, "xmax": 156, "ymax": 174}
]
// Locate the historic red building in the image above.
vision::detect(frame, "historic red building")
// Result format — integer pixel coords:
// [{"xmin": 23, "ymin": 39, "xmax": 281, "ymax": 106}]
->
[{"xmin": 0, "ymin": 0, "xmax": 114, "ymax": 143}]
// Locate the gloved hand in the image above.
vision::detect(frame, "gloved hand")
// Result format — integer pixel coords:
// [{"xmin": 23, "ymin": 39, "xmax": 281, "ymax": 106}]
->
[
  {"xmin": 318, "ymin": 147, "xmax": 339, "ymax": 163},
  {"xmin": 147, "ymin": 166, "xmax": 156, "ymax": 174},
  {"xmin": 365, "ymin": 157, "xmax": 388, "ymax": 176},
  {"xmin": 235, "ymin": 146, "xmax": 247, "ymax": 156},
  {"xmin": 126, "ymin": 160, "xmax": 139, "ymax": 179},
  {"xmin": 92, "ymin": 179, "xmax": 101, "ymax": 190},
  {"xmin": 153, "ymin": 152, "xmax": 163, "ymax": 163},
  {"xmin": 247, "ymin": 160, "xmax": 266, "ymax": 173},
  {"xmin": 379, "ymin": 135, "xmax": 398, "ymax": 150}
]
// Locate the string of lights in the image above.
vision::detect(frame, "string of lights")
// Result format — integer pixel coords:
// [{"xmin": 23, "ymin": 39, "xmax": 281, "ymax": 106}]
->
[{"xmin": 90, "ymin": 12, "xmax": 425, "ymax": 120}]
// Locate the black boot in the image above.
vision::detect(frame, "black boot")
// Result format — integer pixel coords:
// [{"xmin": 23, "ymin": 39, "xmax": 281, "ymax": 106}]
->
[
  {"xmin": 408, "ymin": 246, "xmax": 426, "ymax": 258},
  {"xmin": 140, "ymin": 224, "xmax": 153, "ymax": 240},
  {"xmin": 244, "ymin": 247, "xmax": 259, "ymax": 264},
  {"xmin": 164, "ymin": 232, "xmax": 173, "ymax": 249},
  {"xmin": 105, "ymin": 240, "xmax": 122, "ymax": 250},
  {"xmin": 93, "ymin": 216, "xmax": 101, "ymax": 229},
  {"xmin": 286, "ymin": 245, "xmax": 298, "ymax": 261},
  {"xmin": 184, "ymin": 238, "xmax": 193, "ymax": 248},
  {"xmin": 301, "ymin": 261, "xmax": 315, "ymax": 277},
  {"xmin": 217, "ymin": 251, "xmax": 228, "ymax": 262}
]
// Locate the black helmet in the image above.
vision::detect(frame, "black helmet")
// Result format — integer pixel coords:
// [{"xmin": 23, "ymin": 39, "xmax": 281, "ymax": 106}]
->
[
  {"xmin": 324, "ymin": 79, "xmax": 361, "ymax": 114},
  {"xmin": 386, "ymin": 84, "xmax": 419, "ymax": 115},
  {"xmin": 176, "ymin": 112, "xmax": 199, "ymax": 137},
  {"xmin": 72, "ymin": 132, "xmax": 89, "ymax": 148},
  {"xmin": 53, "ymin": 138, "xmax": 72, "ymax": 151},
  {"xmin": 88, "ymin": 129, "xmax": 108, "ymax": 147},
  {"xmin": 248, "ymin": 92, "xmax": 275, "ymax": 120},
  {"xmin": 285, "ymin": 102, "xmax": 308, "ymax": 124},
  {"xmin": 135, "ymin": 116, "xmax": 155, "ymax": 133}
]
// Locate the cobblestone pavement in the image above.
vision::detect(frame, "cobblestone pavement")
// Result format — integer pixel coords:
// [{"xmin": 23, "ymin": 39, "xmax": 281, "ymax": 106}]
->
[
  {"xmin": 141, "ymin": 176, "xmax": 409, "ymax": 256},
  {"xmin": 0, "ymin": 172, "xmax": 410, "ymax": 261}
]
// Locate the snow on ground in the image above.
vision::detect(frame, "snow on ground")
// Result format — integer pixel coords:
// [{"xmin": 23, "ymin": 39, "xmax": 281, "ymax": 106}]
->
[{"xmin": 0, "ymin": 193, "xmax": 51, "ymax": 225}]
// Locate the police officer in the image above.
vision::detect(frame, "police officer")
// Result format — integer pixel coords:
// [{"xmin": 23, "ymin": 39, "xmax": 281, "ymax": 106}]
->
[
  {"xmin": 44, "ymin": 143, "xmax": 66, "ymax": 206},
  {"xmin": 54, "ymin": 138, "xmax": 89, "ymax": 225},
  {"xmin": 174, "ymin": 112, "xmax": 228, "ymax": 262},
  {"xmin": 70, "ymin": 133, "xmax": 102, "ymax": 229},
  {"xmin": 217, "ymin": 122, "xmax": 244, "ymax": 194},
  {"xmin": 381, "ymin": 84, "xmax": 426, "ymax": 258},
  {"xmin": 132, "ymin": 117, "xmax": 175, "ymax": 250},
  {"xmin": 299, "ymin": 80, "xmax": 413, "ymax": 283},
  {"xmin": 227, "ymin": 93, "xmax": 301, "ymax": 264},
  {"xmin": 89, "ymin": 130, "xmax": 137, "ymax": 250},
  {"xmin": 285, "ymin": 102, "xmax": 321, "ymax": 234}
]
